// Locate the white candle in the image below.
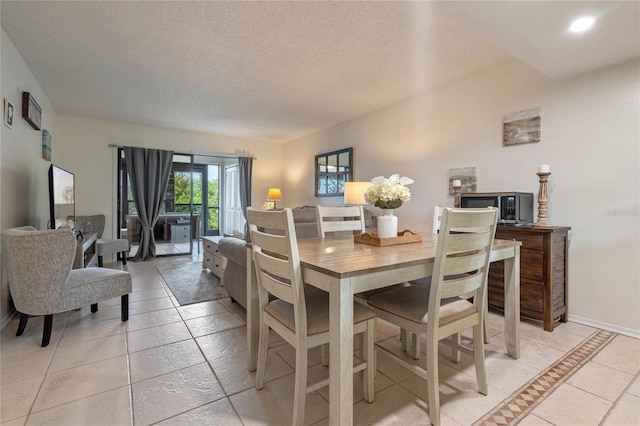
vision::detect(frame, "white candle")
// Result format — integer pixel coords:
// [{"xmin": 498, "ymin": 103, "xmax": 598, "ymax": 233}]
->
[
  {"xmin": 538, "ymin": 164, "xmax": 550, "ymax": 173},
  {"xmin": 452, "ymin": 179, "xmax": 461, "ymax": 187}
]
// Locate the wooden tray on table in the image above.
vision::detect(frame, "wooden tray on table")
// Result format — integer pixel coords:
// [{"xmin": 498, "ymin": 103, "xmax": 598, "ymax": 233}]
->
[{"xmin": 354, "ymin": 230, "xmax": 422, "ymax": 247}]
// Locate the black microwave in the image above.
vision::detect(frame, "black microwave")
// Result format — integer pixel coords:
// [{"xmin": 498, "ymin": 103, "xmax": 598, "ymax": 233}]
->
[{"xmin": 460, "ymin": 192, "xmax": 534, "ymax": 225}]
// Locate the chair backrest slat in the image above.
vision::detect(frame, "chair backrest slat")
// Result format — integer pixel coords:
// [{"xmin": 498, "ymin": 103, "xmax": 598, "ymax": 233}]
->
[
  {"xmin": 316, "ymin": 205, "xmax": 365, "ymax": 237},
  {"xmin": 428, "ymin": 208, "xmax": 498, "ymax": 326}
]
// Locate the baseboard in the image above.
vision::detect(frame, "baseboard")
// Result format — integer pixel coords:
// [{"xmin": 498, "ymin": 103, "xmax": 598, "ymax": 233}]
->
[
  {"xmin": 567, "ymin": 314, "xmax": 640, "ymax": 339},
  {"xmin": 1, "ymin": 308, "xmax": 16, "ymax": 332}
]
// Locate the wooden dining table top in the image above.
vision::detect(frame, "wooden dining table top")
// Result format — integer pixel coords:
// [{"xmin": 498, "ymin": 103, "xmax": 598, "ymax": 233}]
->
[{"xmin": 295, "ymin": 234, "xmax": 521, "ymax": 278}]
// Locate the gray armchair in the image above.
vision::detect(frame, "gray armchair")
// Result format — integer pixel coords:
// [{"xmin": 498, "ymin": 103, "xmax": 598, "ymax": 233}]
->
[
  {"xmin": 1, "ymin": 227, "xmax": 132, "ymax": 347},
  {"xmin": 76, "ymin": 214, "xmax": 130, "ymax": 266}
]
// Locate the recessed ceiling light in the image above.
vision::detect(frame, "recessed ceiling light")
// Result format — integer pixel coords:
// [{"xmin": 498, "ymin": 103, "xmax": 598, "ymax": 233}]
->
[{"xmin": 569, "ymin": 17, "xmax": 595, "ymax": 33}]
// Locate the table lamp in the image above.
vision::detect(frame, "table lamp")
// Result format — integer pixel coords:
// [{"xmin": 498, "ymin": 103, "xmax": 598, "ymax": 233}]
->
[
  {"xmin": 344, "ymin": 181, "xmax": 372, "ymax": 205},
  {"xmin": 267, "ymin": 187, "xmax": 282, "ymax": 209}
]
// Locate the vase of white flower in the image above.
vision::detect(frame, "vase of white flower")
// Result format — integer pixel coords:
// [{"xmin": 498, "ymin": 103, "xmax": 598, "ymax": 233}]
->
[
  {"xmin": 377, "ymin": 209, "xmax": 398, "ymax": 238},
  {"xmin": 364, "ymin": 174, "xmax": 413, "ymax": 238}
]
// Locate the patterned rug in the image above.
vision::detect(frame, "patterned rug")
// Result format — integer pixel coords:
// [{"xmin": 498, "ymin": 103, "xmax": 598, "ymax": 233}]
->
[
  {"xmin": 474, "ymin": 329, "xmax": 617, "ymax": 425},
  {"xmin": 156, "ymin": 259, "xmax": 228, "ymax": 306}
]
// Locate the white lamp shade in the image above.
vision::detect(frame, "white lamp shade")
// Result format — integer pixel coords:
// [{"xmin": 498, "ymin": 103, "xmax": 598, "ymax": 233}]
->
[
  {"xmin": 267, "ymin": 187, "xmax": 282, "ymax": 201},
  {"xmin": 344, "ymin": 181, "xmax": 371, "ymax": 205}
]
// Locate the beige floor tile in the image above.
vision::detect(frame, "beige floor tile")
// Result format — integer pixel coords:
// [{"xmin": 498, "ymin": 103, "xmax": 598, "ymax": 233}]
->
[
  {"xmin": 127, "ymin": 320, "xmax": 192, "ymax": 353},
  {"xmin": 1, "ymin": 416, "xmax": 27, "ymax": 426},
  {"xmin": 129, "ymin": 339, "xmax": 205, "ymax": 383},
  {"xmin": 277, "ymin": 344, "xmax": 324, "ymax": 369},
  {"xmin": 567, "ymin": 361, "xmax": 635, "ymax": 402},
  {"xmin": 67, "ymin": 303, "xmax": 123, "ymax": 322},
  {"xmin": 177, "ymin": 299, "xmax": 229, "ymax": 321},
  {"xmin": 398, "ymin": 362, "xmax": 509, "ymax": 426},
  {"xmin": 351, "ymin": 383, "xmax": 459, "ymax": 426},
  {"xmin": 155, "ymin": 398, "xmax": 243, "ymax": 425},
  {"xmin": 31, "ymin": 355, "xmax": 129, "ymax": 413},
  {"xmin": 517, "ymin": 414, "xmax": 554, "ymax": 425},
  {"xmin": 627, "ymin": 374, "xmax": 640, "ymax": 397},
  {"xmin": 210, "ymin": 350, "xmax": 294, "ymax": 395},
  {"xmin": 26, "ymin": 386, "xmax": 132, "ymax": 425},
  {"xmin": 132, "ymin": 363, "xmax": 225, "ymax": 425},
  {"xmin": 58, "ymin": 316, "xmax": 127, "ymax": 347},
  {"xmin": 376, "ymin": 318, "xmax": 401, "ymax": 338},
  {"xmin": 603, "ymin": 393, "xmax": 640, "ymax": 426},
  {"xmin": 184, "ymin": 311, "xmax": 244, "ymax": 338},
  {"xmin": 375, "ymin": 338, "xmax": 418, "ymax": 383},
  {"xmin": 593, "ymin": 342, "xmax": 640, "ymax": 375},
  {"xmin": 196, "ymin": 327, "xmax": 247, "ymax": 361},
  {"xmin": 128, "ymin": 287, "xmax": 169, "ymax": 303},
  {"xmin": 0, "ymin": 314, "xmax": 67, "ymax": 357},
  {"xmin": 129, "ymin": 296, "xmax": 175, "ymax": 315},
  {"xmin": 125, "ymin": 307, "xmax": 182, "ymax": 332},
  {"xmin": 0, "ymin": 377, "xmax": 42, "ymax": 422},
  {"xmin": 48, "ymin": 333, "xmax": 127, "ymax": 373},
  {"xmin": 314, "ymin": 359, "xmax": 395, "ymax": 404},
  {"xmin": 230, "ymin": 373, "xmax": 329, "ymax": 425},
  {"xmin": 1, "ymin": 347, "xmax": 55, "ymax": 385},
  {"xmin": 532, "ymin": 383, "xmax": 612, "ymax": 425},
  {"xmin": 518, "ymin": 322, "xmax": 587, "ymax": 352},
  {"xmin": 218, "ymin": 298, "xmax": 247, "ymax": 320},
  {"xmin": 131, "ymin": 276, "xmax": 165, "ymax": 289},
  {"xmin": 483, "ymin": 332, "xmax": 564, "ymax": 371},
  {"xmin": 611, "ymin": 334, "xmax": 640, "ymax": 352}
]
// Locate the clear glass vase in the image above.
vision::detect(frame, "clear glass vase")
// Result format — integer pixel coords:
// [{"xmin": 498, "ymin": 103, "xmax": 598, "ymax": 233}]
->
[{"xmin": 377, "ymin": 209, "xmax": 398, "ymax": 238}]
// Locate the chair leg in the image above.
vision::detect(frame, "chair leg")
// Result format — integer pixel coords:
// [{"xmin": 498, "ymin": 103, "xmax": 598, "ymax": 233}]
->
[
  {"xmin": 473, "ymin": 323, "xmax": 488, "ymax": 395},
  {"xmin": 293, "ymin": 340, "xmax": 308, "ymax": 426},
  {"xmin": 91, "ymin": 303, "xmax": 98, "ymax": 313},
  {"xmin": 16, "ymin": 313, "xmax": 29, "ymax": 336},
  {"xmin": 98, "ymin": 255, "xmax": 104, "ymax": 267},
  {"xmin": 401, "ymin": 328, "xmax": 408, "ymax": 352},
  {"xmin": 363, "ymin": 318, "xmax": 376, "ymax": 403},
  {"xmin": 451, "ymin": 333, "xmax": 461, "ymax": 363},
  {"xmin": 121, "ymin": 294, "xmax": 129, "ymax": 321},
  {"xmin": 122, "ymin": 252, "xmax": 127, "ymax": 265},
  {"xmin": 256, "ymin": 321, "xmax": 269, "ymax": 390},
  {"xmin": 410, "ymin": 332, "xmax": 421, "ymax": 360},
  {"xmin": 426, "ymin": 338, "xmax": 440, "ymax": 426},
  {"xmin": 41, "ymin": 315, "xmax": 53, "ymax": 347}
]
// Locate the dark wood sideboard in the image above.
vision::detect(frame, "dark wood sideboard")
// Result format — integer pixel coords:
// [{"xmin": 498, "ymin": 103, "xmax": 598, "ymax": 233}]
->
[{"xmin": 489, "ymin": 225, "xmax": 571, "ymax": 331}]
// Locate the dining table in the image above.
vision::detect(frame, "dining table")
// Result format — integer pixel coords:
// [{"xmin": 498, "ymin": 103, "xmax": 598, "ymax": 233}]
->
[{"xmin": 245, "ymin": 233, "xmax": 521, "ymax": 425}]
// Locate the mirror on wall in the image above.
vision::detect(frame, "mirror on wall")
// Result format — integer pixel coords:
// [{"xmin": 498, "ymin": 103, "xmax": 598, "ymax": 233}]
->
[{"xmin": 315, "ymin": 147, "xmax": 353, "ymax": 197}]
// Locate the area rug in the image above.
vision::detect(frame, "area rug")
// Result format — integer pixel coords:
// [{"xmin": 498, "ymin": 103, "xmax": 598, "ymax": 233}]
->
[
  {"xmin": 156, "ymin": 259, "xmax": 228, "ymax": 306},
  {"xmin": 473, "ymin": 329, "xmax": 617, "ymax": 426}
]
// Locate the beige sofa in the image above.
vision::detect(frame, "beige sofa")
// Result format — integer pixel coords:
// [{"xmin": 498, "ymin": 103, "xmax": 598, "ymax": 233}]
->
[{"xmin": 218, "ymin": 206, "xmax": 376, "ymax": 308}]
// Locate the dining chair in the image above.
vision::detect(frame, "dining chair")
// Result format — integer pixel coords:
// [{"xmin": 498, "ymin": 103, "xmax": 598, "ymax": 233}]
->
[
  {"xmin": 367, "ymin": 208, "xmax": 498, "ymax": 426},
  {"xmin": 247, "ymin": 207, "xmax": 376, "ymax": 425},
  {"xmin": 315, "ymin": 205, "xmax": 365, "ymax": 237},
  {"xmin": 76, "ymin": 214, "xmax": 130, "ymax": 266},
  {"xmin": 2, "ymin": 226, "xmax": 132, "ymax": 347}
]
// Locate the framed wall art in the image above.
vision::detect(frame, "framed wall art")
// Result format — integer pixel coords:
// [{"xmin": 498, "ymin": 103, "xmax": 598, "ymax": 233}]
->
[
  {"xmin": 42, "ymin": 129, "xmax": 52, "ymax": 161},
  {"xmin": 448, "ymin": 166, "xmax": 477, "ymax": 195},
  {"xmin": 315, "ymin": 147, "xmax": 353, "ymax": 197},
  {"xmin": 503, "ymin": 107, "xmax": 541, "ymax": 146},
  {"xmin": 22, "ymin": 92, "xmax": 42, "ymax": 130},
  {"xmin": 4, "ymin": 98, "xmax": 13, "ymax": 128}
]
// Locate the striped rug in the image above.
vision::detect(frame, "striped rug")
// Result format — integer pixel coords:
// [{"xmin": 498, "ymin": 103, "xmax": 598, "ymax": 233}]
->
[{"xmin": 473, "ymin": 329, "xmax": 617, "ymax": 426}]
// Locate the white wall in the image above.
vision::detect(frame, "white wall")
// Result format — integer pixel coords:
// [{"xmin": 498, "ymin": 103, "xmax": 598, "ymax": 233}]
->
[
  {"xmin": 283, "ymin": 59, "xmax": 640, "ymax": 336},
  {"xmin": 1, "ymin": 29, "xmax": 58, "ymax": 328},
  {"xmin": 54, "ymin": 115, "xmax": 284, "ymax": 239}
]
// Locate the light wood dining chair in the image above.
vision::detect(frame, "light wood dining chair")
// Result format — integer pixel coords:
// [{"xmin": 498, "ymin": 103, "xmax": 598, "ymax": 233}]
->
[
  {"xmin": 367, "ymin": 208, "xmax": 498, "ymax": 426},
  {"xmin": 247, "ymin": 207, "xmax": 376, "ymax": 425},
  {"xmin": 315, "ymin": 205, "xmax": 365, "ymax": 237}
]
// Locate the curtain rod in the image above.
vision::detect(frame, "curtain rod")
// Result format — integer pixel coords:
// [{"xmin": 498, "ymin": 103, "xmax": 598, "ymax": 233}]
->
[{"xmin": 107, "ymin": 144, "xmax": 257, "ymax": 160}]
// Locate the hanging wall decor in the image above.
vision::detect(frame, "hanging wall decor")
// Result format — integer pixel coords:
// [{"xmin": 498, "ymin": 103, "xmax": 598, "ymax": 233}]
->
[
  {"xmin": 4, "ymin": 98, "xmax": 13, "ymax": 128},
  {"xmin": 503, "ymin": 107, "xmax": 541, "ymax": 146},
  {"xmin": 42, "ymin": 129, "xmax": 52, "ymax": 161},
  {"xmin": 22, "ymin": 92, "xmax": 42, "ymax": 130}
]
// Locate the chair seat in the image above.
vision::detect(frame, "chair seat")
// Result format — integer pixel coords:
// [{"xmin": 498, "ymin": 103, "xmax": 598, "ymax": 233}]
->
[
  {"xmin": 58, "ymin": 268, "xmax": 132, "ymax": 313},
  {"xmin": 97, "ymin": 238, "xmax": 129, "ymax": 256},
  {"xmin": 367, "ymin": 285, "xmax": 476, "ymax": 327},
  {"xmin": 265, "ymin": 289, "xmax": 375, "ymax": 336}
]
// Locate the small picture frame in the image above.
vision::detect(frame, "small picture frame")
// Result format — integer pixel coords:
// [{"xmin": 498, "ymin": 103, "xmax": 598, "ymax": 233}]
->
[
  {"xmin": 4, "ymin": 98, "xmax": 14, "ymax": 128},
  {"xmin": 22, "ymin": 92, "xmax": 42, "ymax": 130},
  {"xmin": 42, "ymin": 129, "xmax": 52, "ymax": 161}
]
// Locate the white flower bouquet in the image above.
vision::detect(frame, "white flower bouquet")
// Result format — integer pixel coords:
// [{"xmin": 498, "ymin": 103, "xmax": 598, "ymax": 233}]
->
[{"xmin": 364, "ymin": 174, "xmax": 414, "ymax": 209}]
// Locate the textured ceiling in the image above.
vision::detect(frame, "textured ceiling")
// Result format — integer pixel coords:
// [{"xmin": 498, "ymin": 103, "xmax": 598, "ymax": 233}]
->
[{"xmin": 1, "ymin": 1, "xmax": 638, "ymax": 143}]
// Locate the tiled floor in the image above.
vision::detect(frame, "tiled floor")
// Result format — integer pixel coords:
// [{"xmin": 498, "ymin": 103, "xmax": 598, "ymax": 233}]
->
[{"xmin": 1, "ymin": 254, "xmax": 639, "ymax": 425}]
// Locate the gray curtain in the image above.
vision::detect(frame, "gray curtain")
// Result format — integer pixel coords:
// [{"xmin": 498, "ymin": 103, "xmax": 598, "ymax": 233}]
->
[
  {"xmin": 239, "ymin": 156, "xmax": 253, "ymax": 241},
  {"xmin": 124, "ymin": 147, "xmax": 174, "ymax": 261}
]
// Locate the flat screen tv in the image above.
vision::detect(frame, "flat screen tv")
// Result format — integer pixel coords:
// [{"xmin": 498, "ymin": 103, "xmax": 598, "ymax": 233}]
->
[{"xmin": 48, "ymin": 164, "xmax": 75, "ymax": 230}]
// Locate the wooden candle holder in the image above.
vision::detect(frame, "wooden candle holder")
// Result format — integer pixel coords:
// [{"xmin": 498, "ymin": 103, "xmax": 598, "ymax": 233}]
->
[
  {"xmin": 453, "ymin": 184, "xmax": 462, "ymax": 208},
  {"xmin": 533, "ymin": 172, "xmax": 551, "ymax": 226}
]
